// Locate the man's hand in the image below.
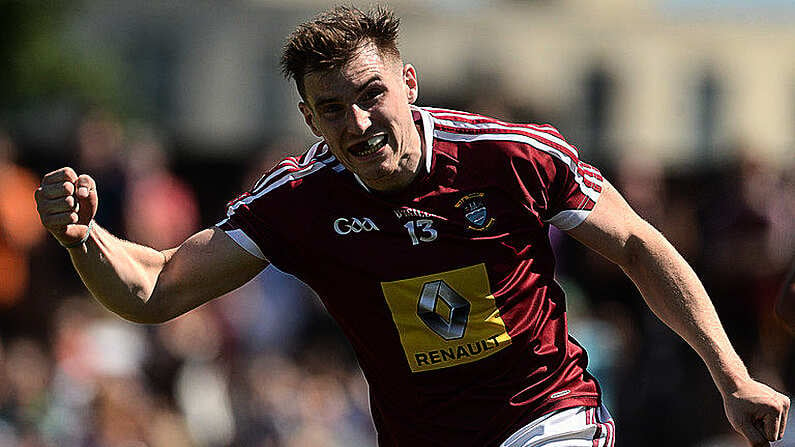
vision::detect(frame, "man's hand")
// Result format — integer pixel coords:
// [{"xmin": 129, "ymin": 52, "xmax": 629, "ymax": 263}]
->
[
  {"xmin": 35, "ymin": 167, "xmax": 98, "ymax": 247},
  {"xmin": 722, "ymin": 378, "xmax": 790, "ymax": 446}
]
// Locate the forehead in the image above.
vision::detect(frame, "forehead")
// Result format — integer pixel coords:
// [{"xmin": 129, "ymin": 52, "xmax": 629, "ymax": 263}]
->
[{"xmin": 303, "ymin": 44, "xmax": 400, "ymax": 105}]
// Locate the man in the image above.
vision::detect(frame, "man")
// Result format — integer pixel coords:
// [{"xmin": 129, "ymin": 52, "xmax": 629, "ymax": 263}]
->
[{"xmin": 35, "ymin": 6, "xmax": 788, "ymax": 447}]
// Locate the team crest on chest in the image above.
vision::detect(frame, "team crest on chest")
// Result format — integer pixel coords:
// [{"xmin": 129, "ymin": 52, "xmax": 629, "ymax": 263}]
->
[{"xmin": 455, "ymin": 192, "xmax": 495, "ymax": 231}]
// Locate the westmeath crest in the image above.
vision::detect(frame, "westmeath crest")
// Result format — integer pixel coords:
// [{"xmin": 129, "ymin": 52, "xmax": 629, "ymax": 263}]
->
[{"xmin": 454, "ymin": 192, "xmax": 495, "ymax": 231}]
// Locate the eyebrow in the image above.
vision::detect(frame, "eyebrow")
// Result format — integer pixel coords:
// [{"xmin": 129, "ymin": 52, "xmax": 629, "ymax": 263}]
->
[{"xmin": 313, "ymin": 76, "xmax": 383, "ymax": 108}]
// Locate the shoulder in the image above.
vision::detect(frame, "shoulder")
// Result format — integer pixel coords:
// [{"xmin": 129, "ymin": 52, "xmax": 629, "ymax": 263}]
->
[
  {"xmin": 250, "ymin": 142, "xmax": 340, "ymax": 194},
  {"xmin": 420, "ymin": 107, "xmax": 582, "ymax": 166},
  {"xmin": 227, "ymin": 142, "xmax": 340, "ymax": 213}
]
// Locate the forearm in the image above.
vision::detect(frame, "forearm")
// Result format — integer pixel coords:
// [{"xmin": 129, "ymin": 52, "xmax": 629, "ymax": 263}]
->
[
  {"xmin": 67, "ymin": 222, "xmax": 170, "ymax": 323},
  {"xmin": 568, "ymin": 183, "xmax": 789, "ymax": 443},
  {"xmin": 622, "ymin": 223, "xmax": 751, "ymax": 393}
]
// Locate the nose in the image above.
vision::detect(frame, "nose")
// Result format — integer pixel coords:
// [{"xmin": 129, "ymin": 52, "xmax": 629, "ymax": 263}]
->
[{"xmin": 346, "ymin": 104, "xmax": 371, "ymax": 135}]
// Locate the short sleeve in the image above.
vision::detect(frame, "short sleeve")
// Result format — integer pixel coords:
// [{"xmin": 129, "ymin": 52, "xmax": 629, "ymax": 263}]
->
[
  {"xmin": 215, "ymin": 161, "xmax": 294, "ymax": 261},
  {"xmin": 217, "ymin": 192, "xmax": 269, "ymax": 260},
  {"xmin": 511, "ymin": 125, "xmax": 604, "ymax": 230},
  {"xmin": 216, "ymin": 141, "xmax": 333, "ymax": 264}
]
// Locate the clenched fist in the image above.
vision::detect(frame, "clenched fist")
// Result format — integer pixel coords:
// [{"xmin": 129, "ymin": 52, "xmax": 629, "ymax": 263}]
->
[
  {"xmin": 723, "ymin": 378, "xmax": 791, "ymax": 447},
  {"xmin": 35, "ymin": 167, "xmax": 98, "ymax": 248}
]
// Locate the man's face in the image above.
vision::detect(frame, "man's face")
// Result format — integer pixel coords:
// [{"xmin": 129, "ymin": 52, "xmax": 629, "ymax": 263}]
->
[{"xmin": 299, "ymin": 43, "xmax": 421, "ymax": 191}]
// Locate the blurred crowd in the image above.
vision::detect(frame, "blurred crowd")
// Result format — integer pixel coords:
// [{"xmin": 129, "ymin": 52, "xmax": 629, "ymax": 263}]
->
[{"xmin": 0, "ymin": 106, "xmax": 793, "ymax": 447}]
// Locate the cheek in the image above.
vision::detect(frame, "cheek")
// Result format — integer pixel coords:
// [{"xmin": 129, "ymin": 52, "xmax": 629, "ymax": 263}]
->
[{"xmin": 317, "ymin": 122, "xmax": 343, "ymax": 142}]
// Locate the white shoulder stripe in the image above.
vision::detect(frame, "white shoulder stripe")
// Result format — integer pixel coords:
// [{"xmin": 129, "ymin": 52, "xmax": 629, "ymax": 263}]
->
[
  {"xmin": 433, "ymin": 129, "xmax": 601, "ymax": 202},
  {"xmin": 425, "ymin": 107, "xmax": 559, "ymax": 132},
  {"xmin": 252, "ymin": 164, "xmax": 294, "ymax": 195},
  {"xmin": 251, "ymin": 142, "xmax": 329, "ymax": 195},
  {"xmin": 303, "ymin": 142, "xmax": 319, "ymax": 163},
  {"xmin": 229, "ymin": 161, "xmax": 326, "ymax": 215},
  {"xmin": 432, "ymin": 118, "xmax": 579, "ymax": 157},
  {"xmin": 423, "ymin": 107, "xmax": 478, "ymax": 117}
]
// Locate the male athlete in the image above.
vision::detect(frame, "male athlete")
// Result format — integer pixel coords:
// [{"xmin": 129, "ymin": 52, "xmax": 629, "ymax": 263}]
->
[{"xmin": 35, "ymin": 6, "xmax": 789, "ymax": 447}]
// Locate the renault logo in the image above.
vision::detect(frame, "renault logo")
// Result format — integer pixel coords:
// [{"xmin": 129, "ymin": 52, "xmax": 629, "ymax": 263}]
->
[{"xmin": 417, "ymin": 280, "xmax": 470, "ymax": 340}]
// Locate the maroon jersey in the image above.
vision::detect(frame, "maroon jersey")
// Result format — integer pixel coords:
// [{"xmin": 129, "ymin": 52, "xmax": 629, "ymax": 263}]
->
[{"xmin": 218, "ymin": 107, "xmax": 605, "ymax": 446}]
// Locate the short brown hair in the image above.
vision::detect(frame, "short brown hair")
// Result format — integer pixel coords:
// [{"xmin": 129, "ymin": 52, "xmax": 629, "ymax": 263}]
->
[{"xmin": 280, "ymin": 5, "xmax": 401, "ymax": 98}]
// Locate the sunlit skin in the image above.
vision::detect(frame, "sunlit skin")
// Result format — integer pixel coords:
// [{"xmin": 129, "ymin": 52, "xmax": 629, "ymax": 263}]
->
[{"xmin": 298, "ymin": 42, "xmax": 423, "ymax": 192}]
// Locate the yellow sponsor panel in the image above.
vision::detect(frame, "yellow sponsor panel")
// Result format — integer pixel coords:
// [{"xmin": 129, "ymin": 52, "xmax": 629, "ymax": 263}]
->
[{"xmin": 380, "ymin": 263, "xmax": 512, "ymax": 372}]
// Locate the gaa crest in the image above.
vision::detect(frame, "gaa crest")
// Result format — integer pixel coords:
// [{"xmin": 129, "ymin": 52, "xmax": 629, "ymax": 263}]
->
[{"xmin": 454, "ymin": 192, "xmax": 495, "ymax": 231}]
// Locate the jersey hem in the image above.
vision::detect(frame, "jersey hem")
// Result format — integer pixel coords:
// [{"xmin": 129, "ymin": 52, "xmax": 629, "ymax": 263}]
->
[
  {"xmin": 219, "ymin": 226, "xmax": 266, "ymax": 260},
  {"xmin": 523, "ymin": 395, "xmax": 600, "ymax": 427}
]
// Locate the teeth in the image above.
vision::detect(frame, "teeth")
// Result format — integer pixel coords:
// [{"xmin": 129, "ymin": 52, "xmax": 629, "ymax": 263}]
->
[
  {"xmin": 367, "ymin": 135, "xmax": 386, "ymax": 148},
  {"xmin": 352, "ymin": 135, "xmax": 387, "ymax": 157},
  {"xmin": 359, "ymin": 146, "xmax": 379, "ymax": 156}
]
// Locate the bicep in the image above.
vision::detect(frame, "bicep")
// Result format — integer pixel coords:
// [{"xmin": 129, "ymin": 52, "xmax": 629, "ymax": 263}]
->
[{"xmin": 148, "ymin": 227, "xmax": 269, "ymax": 322}]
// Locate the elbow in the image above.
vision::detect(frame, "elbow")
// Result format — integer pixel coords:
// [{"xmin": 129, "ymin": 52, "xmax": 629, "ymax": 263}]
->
[
  {"xmin": 615, "ymin": 221, "xmax": 662, "ymax": 274},
  {"xmin": 116, "ymin": 288, "xmax": 177, "ymax": 325},
  {"xmin": 621, "ymin": 233, "xmax": 646, "ymax": 270}
]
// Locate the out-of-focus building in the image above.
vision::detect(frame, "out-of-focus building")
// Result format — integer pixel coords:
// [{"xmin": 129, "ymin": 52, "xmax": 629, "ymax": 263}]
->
[{"xmin": 40, "ymin": 0, "xmax": 792, "ymax": 166}]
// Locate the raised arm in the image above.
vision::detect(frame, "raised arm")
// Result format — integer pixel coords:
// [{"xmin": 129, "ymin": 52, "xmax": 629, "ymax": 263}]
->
[
  {"xmin": 566, "ymin": 180, "xmax": 790, "ymax": 447},
  {"xmin": 35, "ymin": 167, "xmax": 268, "ymax": 324}
]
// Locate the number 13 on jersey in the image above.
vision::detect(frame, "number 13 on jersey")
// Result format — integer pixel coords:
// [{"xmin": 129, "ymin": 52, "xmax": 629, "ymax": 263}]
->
[{"xmin": 404, "ymin": 219, "xmax": 437, "ymax": 245}]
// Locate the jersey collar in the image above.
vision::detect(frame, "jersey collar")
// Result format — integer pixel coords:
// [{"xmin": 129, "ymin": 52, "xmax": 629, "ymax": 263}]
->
[{"xmin": 352, "ymin": 105, "xmax": 434, "ymax": 193}]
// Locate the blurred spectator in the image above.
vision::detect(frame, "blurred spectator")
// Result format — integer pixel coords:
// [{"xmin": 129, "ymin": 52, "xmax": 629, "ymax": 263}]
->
[
  {"xmin": 76, "ymin": 108, "xmax": 128, "ymax": 235},
  {"xmin": 236, "ymin": 351, "xmax": 375, "ymax": 447},
  {"xmin": 776, "ymin": 259, "xmax": 795, "ymax": 333},
  {"xmin": 563, "ymin": 276, "xmax": 633, "ymax": 412},
  {"xmin": 0, "ymin": 130, "xmax": 46, "ymax": 308},
  {"xmin": 218, "ymin": 142, "xmax": 327, "ymax": 354},
  {"xmin": 217, "ymin": 266, "xmax": 321, "ymax": 354},
  {"xmin": 1, "ymin": 337, "xmax": 51, "ymax": 446},
  {"xmin": 46, "ymin": 296, "xmax": 193, "ymax": 446},
  {"xmin": 123, "ymin": 125, "xmax": 200, "ymax": 250},
  {"xmin": 157, "ymin": 306, "xmax": 235, "ymax": 446},
  {"xmin": 701, "ymin": 148, "xmax": 794, "ymax": 389}
]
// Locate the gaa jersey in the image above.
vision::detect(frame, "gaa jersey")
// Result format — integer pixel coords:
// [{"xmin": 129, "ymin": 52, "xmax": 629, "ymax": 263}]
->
[{"xmin": 218, "ymin": 106, "xmax": 605, "ymax": 446}]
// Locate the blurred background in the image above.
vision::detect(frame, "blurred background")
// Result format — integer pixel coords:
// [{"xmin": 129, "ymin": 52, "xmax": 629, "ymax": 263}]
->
[{"xmin": 1, "ymin": 0, "xmax": 793, "ymax": 446}]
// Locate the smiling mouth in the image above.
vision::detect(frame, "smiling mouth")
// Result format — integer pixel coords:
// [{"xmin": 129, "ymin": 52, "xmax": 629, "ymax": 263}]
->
[{"xmin": 349, "ymin": 134, "xmax": 388, "ymax": 158}]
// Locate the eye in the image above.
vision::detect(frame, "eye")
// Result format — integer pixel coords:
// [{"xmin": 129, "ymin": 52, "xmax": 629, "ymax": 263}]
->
[
  {"xmin": 320, "ymin": 104, "xmax": 344, "ymax": 119},
  {"xmin": 360, "ymin": 87, "xmax": 384, "ymax": 105}
]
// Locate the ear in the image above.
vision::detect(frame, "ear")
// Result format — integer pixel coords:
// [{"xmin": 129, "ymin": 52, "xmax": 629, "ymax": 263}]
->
[
  {"xmin": 298, "ymin": 102, "xmax": 323, "ymax": 137},
  {"xmin": 403, "ymin": 64, "xmax": 418, "ymax": 104}
]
